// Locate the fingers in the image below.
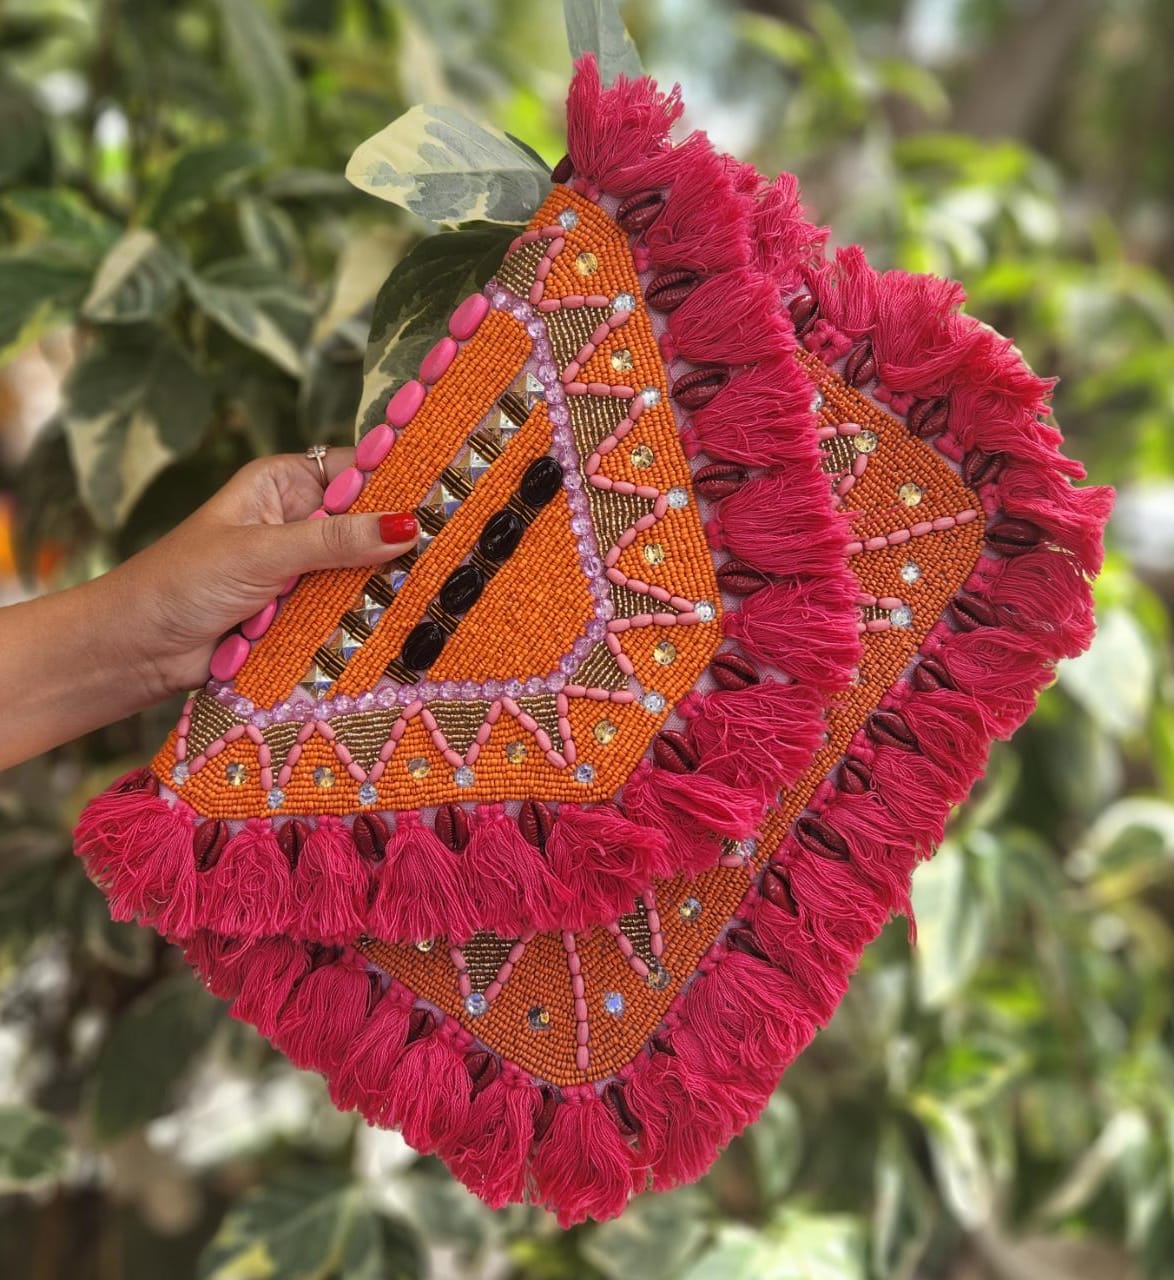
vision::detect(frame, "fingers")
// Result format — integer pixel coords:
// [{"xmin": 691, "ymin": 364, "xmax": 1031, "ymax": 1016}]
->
[
  {"xmin": 248, "ymin": 510, "xmax": 420, "ymax": 579},
  {"xmin": 300, "ymin": 445, "xmax": 357, "ymax": 487}
]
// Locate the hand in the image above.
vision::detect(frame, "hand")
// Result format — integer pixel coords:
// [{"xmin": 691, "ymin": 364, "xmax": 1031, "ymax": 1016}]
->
[
  {"xmin": 0, "ymin": 450, "xmax": 419, "ymax": 768},
  {"xmin": 112, "ymin": 449, "xmax": 420, "ymax": 699}
]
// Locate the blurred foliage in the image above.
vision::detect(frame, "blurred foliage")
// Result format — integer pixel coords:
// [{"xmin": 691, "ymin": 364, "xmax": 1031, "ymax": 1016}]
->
[{"xmin": 1, "ymin": 0, "xmax": 1172, "ymax": 1277}]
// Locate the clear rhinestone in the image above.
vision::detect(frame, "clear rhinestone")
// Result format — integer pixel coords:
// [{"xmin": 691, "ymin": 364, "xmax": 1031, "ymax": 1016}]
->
[
  {"xmin": 611, "ymin": 348, "xmax": 634, "ymax": 372},
  {"xmin": 646, "ymin": 963, "xmax": 671, "ymax": 989},
  {"xmin": 266, "ymin": 787, "xmax": 284, "ymax": 809},
  {"xmin": 574, "ymin": 763, "xmax": 596, "ymax": 785},
  {"xmin": 853, "ymin": 429, "xmax": 878, "ymax": 454},
  {"xmin": 900, "ymin": 561, "xmax": 922, "ymax": 584},
  {"xmin": 465, "ymin": 992, "xmax": 488, "ymax": 1017},
  {"xmin": 898, "ymin": 482, "xmax": 924, "ymax": 507},
  {"xmin": 613, "ymin": 292, "xmax": 636, "ymax": 312},
  {"xmin": 557, "ymin": 209, "xmax": 579, "ymax": 230},
  {"xmin": 358, "ymin": 781, "xmax": 378, "ymax": 805},
  {"xmin": 594, "ymin": 718, "xmax": 617, "ymax": 744},
  {"xmin": 734, "ymin": 836, "xmax": 758, "ymax": 863},
  {"xmin": 312, "ymin": 765, "xmax": 335, "ymax": 789},
  {"xmin": 630, "ymin": 443, "xmax": 654, "ymax": 469},
  {"xmin": 415, "ymin": 938, "xmax": 434, "ymax": 953},
  {"xmin": 171, "ymin": 762, "xmax": 189, "ymax": 785},
  {"xmin": 653, "ymin": 639, "xmax": 677, "ymax": 665},
  {"xmin": 667, "ymin": 487, "xmax": 688, "ymax": 509},
  {"xmin": 641, "ymin": 386, "xmax": 661, "ymax": 406},
  {"xmin": 679, "ymin": 896, "xmax": 702, "ymax": 921},
  {"xmin": 603, "ymin": 991, "xmax": 625, "ymax": 1017},
  {"xmin": 505, "ymin": 740, "xmax": 528, "ymax": 764},
  {"xmin": 454, "ymin": 765, "xmax": 475, "ymax": 788},
  {"xmin": 890, "ymin": 605, "xmax": 914, "ymax": 628},
  {"xmin": 694, "ymin": 600, "xmax": 716, "ymax": 622},
  {"xmin": 643, "ymin": 543, "xmax": 665, "ymax": 565},
  {"xmin": 810, "ymin": 390, "xmax": 825, "ymax": 412},
  {"xmin": 642, "ymin": 691, "xmax": 666, "ymax": 714}
]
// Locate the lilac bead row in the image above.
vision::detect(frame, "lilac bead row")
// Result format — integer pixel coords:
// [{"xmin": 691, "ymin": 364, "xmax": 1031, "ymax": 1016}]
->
[{"xmin": 205, "ymin": 291, "xmax": 493, "ymax": 685}]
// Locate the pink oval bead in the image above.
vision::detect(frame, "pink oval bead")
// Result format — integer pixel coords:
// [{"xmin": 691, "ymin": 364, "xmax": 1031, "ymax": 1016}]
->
[
  {"xmin": 309, "ymin": 507, "xmax": 328, "ymax": 520},
  {"xmin": 448, "ymin": 293, "xmax": 490, "ymax": 341},
  {"xmin": 419, "ymin": 336, "xmax": 458, "ymax": 385},
  {"xmin": 241, "ymin": 599, "xmax": 277, "ymax": 640},
  {"xmin": 323, "ymin": 465, "xmax": 363, "ymax": 513},
  {"xmin": 386, "ymin": 379, "xmax": 425, "ymax": 427},
  {"xmin": 209, "ymin": 634, "xmax": 250, "ymax": 681},
  {"xmin": 355, "ymin": 422, "xmax": 394, "ymax": 471}
]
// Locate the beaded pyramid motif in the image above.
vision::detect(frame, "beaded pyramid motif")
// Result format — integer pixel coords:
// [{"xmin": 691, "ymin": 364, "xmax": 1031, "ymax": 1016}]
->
[{"xmin": 75, "ymin": 58, "xmax": 1112, "ymax": 1225}]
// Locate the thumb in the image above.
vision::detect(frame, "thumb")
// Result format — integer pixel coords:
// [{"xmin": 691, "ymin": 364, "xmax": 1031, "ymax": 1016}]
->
[{"xmin": 250, "ymin": 510, "xmax": 420, "ymax": 578}]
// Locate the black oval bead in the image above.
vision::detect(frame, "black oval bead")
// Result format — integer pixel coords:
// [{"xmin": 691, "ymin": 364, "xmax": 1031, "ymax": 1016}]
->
[
  {"xmin": 438, "ymin": 563, "xmax": 484, "ymax": 615},
  {"xmin": 401, "ymin": 619, "xmax": 446, "ymax": 670},
  {"xmin": 479, "ymin": 509, "xmax": 524, "ymax": 562},
  {"xmin": 519, "ymin": 456, "xmax": 563, "ymax": 508}
]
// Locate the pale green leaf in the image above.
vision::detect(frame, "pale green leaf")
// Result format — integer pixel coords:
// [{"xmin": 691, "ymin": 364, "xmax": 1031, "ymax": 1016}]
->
[
  {"xmin": 749, "ymin": 1091, "xmax": 802, "ymax": 1203},
  {"xmin": 911, "ymin": 1097, "xmax": 995, "ymax": 1229},
  {"xmin": 910, "ymin": 840, "xmax": 988, "ymax": 1008},
  {"xmin": 563, "ymin": 0, "xmax": 644, "ymax": 85},
  {"xmin": 683, "ymin": 1212, "xmax": 866, "ymax": 1280},
  {"xmin": 1059, "ymin": 607, "xmax": 1155, "ymax": 738},
  {"xmin": 63, "ymin": 326, "xmax": 213, "ymax": 530},
  {"xmin": 211, "ymin": 0, "xmax": 305, "ymax": 152},
  {"xmin": 346, "ymin": 105, "xmax": 549, "ymax": 225},
  {"xmin": 184, "ymin": 259, "xmax": 313, "ymax": 378},
  {"xmin": 150, "ymin": 140, "xmax": 269, "ymax": 227},
  {"xmin": 82, "ymin": 229, "xmax": 182, "ymax": 323},
  {"xmin": 580, "ymin": 1186, "xmax": 709, "ymax": 1280},
  {"xmin": 237, "ymin": 197, "xmax": 302, "ymax": 274},
  {"xmin": 0, "ymin": 1105, "xmax": 67, "ymax": 1188},
  {"xmin": 356, "ymin": 225, "xmax": 516, "ymax": 436},
  {"xmin": 871, "ymin": 1126, "xmax": 935, "ymax": 1280}
]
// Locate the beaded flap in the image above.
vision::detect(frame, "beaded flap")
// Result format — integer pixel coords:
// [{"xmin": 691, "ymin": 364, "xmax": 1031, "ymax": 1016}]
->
[{"xmin": 75, "ymin": 57, "xmax": 1111, "ymax": 1225}]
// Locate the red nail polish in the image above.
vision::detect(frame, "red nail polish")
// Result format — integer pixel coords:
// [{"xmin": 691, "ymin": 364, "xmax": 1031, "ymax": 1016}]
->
[{"xmin": 379, "ymin": 512, "xmax": 418, "ymax": 543}]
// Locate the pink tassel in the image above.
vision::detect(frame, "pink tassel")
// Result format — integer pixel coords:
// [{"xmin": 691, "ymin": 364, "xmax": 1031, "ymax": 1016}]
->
[
  {"xmin": 377, "ymin": 1028, "xmax": 471, "ymax": 1153},
  {"xmin": 330, "ymin": 986, "xmax": 410, "ymax": 1113},
  {"xmin": 643, "ymin": 144, "xmax": 753, "ymax": 272},
  {"xmin": 293, "ymin": 816, "xmax": 370, "ymax": 945},
  {"xmin": 565, "ymin": 56, "xmax": 681, "ymax": 191},
  {"xmin": 995, "ymin": 465, "xmax": 1113, "ymax": 573},
  {"xmin": 74, "ymin": 786, "xmax": 197, "ymax": 938},
  {"xmin": 367, "ymin": 812, "xmax": 474, "ymax": 945},
  {"xmin": 442, "ymin": 1075, "xmax": 540, "ymax": 1208},
  {"xmin": 229, "ymin": 938, "xmax": 310, "ymax": 1038},
  {"xmin": 687, "ymin": 680, "xmax": 825, "ymax": 799},
  {"xmin": 871, "ymin": 271, "xmax": 985, "ymax": 394},
  {"xmin": 807, "ymin": 245, "xmax": 881, "ymax": 337},
  {"xmin": 668, "ymin": 268, "xmax": 789, "ymax": 365},
  {"xmin": 724, "ymin": 576, "xmax": 861, "ymax": 693},
  {"xmin": 712, "ymin": 471, "xmax": 853, "ymax": 580},
  {"xmin": 937, "ymin": 632, "xmax": 1050, "ymax": 736},
  {"xmin": 987, "ymin": 548, "xmax": 1097, "ymax": 658},
  {"xmin": 272, "ymin": 952, "xmax": 375, "ymax": 1074},
  {"xmin": 621, "ymin": 762, "xmax": 723, "ymax": 876},
  {"xmin": 626, "ymin": 760, "xmax": 762, "ymax": 842},
  {"xmin": 461, "ymin": 805, "xmax": 570, "ymax": 935},
  {"xmin": 183, "ymin": 931, "xmax": 251, "ymax": 1000},
  {"xmin": 544, "ymin": 805, "xmax": 670, "ymax": 930},
  {"xmin": 750, "ymin": 896, "xmax": 855, "ymax": 1024},
  {"xmin": 780, "ymin": 843, "xmax": 891, "ymax": 956},
  {"xmin": 754, "ymin": 172, "xmax": 827, "ymax": 289},
  {"xmin": 688, "ymin": 356, "xmax": 819, "ymax": 469},
  {"xmin": 196, "ymin": 818, "xmax": 293, "ymax": 938},
  {"xmin": 818, "ymin": 791, "xmax": 920, "ymax": 916},
  {"xmin": 530, "ymin": 1092, "xmax": 641, "ymax": 1227}
]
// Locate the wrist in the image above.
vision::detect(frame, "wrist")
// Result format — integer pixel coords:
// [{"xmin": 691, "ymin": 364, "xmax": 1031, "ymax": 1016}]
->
[{"xmin": 87, "ymin": 566, "xmax": 183, "ymax": 707}]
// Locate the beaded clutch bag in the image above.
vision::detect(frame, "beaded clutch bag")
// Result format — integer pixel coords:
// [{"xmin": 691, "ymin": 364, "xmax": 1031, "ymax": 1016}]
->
[{"xmin": 75, "ymin": 58, "xmax": 1111, "ymax": 1224}]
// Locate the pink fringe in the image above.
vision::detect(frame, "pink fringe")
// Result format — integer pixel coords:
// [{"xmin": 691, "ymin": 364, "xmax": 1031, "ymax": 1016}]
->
[
  {"xmin": 642, "ymin": 144, "xmax": 753, "ymax": 272},
  {"xmin": 668, "ymin": 268, "xmax": 789, "ymax": 365},
  {"xmin": 371, "ymin": 1024, "xmax": 472, "ymax": 1154},
  {"xmin": 687, "ymin": 356, "xmax": 819, "ymax": 469},
  {"xmin": 329, "ymin": 985, "xmax": 411, "ymax": 1113},
  {"xmin": 462, "ymin": 805, "xmax": 569, "ymax": 935},
  {"xmin": 441, "ymin": 1074, "xmax": 539, "ymax": 1209},
  {"xmin": 271, "ymin": 951, "xmax": 375, "ymax": 1074},
  {"xmin": 229, "ymin": 938, "xmax": 309, "ymax": 1037},
  {"xmin": 293, "ymin": 816, "xmax": 370, "ymax": 945},
  {"xmin": 197, "ymin": 818, "xmax": 293, "ymax": 939},
  {"xmin": 753, "ymin": 172, "xmax": 828, "ymax": 289},
  {"xmin": 367, "ymin": 812, "xmax": 473, "ymax": 944}
]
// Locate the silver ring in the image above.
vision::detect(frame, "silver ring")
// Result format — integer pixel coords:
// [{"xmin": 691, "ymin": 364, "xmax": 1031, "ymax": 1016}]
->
[{"xmin": 305, "ymin": 443, "xmax": 330, "ymax": 487}]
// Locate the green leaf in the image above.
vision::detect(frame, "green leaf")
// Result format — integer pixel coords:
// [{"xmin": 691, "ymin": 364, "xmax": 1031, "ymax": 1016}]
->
[
  {"xmin": 1059, "ymin": 606, "xmax": 1155, "ymax": 738},
  {"xmin": 90, "ymin": 975, "xmax": 222, "ymax": 1140},
  {"xmin": 356, "ymin": 225, "xmax": 516, "ymax": 436},
  {"xmin": 562, "ymin": 0, "xmax": 644, "ymax": 85},
  {"xmin": 910, "ymin": 1097, "xmax": 995, "ymax": 1230},
  {"xmin": 871, "ymin": 1126, "xmax": 935, "ymax": 1280},
  {"xmin": 63, "ymin": 326, "xmax": 213, "ymax": 531},
  {"xmin": 237, "ymin": 197, "xmax": 302, "ymax": 273},
  {"xmin": 82, "ymin": 230, "xmax": 183, "ymax": 323},
  {"xmin": 149, "ymin": 140, "xmax": 269, "ymax": 227},
  {"xmin": 0, "ymin": 1105, "xmax": 67, "ymax": 1188},
  {"xmin": 198, "ymin": 1169, "xmax": 418, "ymax": 1280},
  {"xmin": 0, "ymin": 68, "xmax": 50, "ymax": 186},
  {"xmin": 211, "ymin": 0, "xmax": 305, "ymax": 153},
  {"xmin": 580, "ymin": 1186, "xmax": 709, "ymax": 1280},
  {"xmin": 0, "ymin": 255, "xmax": 90, "ymax": 360},
  {"xmin": 909, "ymin": 840, "xmax": 988, "ymax": 1008},
  {"xmin": 346, "ymin": 105, "xmax": 549, "ymax": 225},
  {"xmin": 184, "ymin": 259, "xmax": 312, "ymax": 378},
  {"xmin": 683, "ymin": 1212, "xmax": 867, "ymax": 1280},
  {"xmin": 1, "ymin": 188, "xmax": 118, "ymax": 258},
  {"xmin": 748, "ymin": 1090, "xmax": 803, "ymax": 1203}
]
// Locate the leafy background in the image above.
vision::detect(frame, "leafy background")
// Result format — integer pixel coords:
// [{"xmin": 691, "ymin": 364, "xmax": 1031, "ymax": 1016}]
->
[{"xmin": 0, "ymin": 0, "xmax": 1171, "ymax": 1277}]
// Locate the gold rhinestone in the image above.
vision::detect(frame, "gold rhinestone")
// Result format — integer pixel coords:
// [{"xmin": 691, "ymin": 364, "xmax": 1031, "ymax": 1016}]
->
[
  {"xmin": 653, "ymin": 639, "xmax": 677, "ymax": 665},
  {"xmin": 899, "ymin": 482, "xmax": 924, "ymax": 507},
  {"xmin": 224, "ymin": 762, "xmax": 247, "ymax": 787},
  {"xmin": 575, "ymin": 250, "xmax": 598, "ymax": 276},
  {"xmin": 594, "ymin": 718, "xmax": 618, "ymax": 744},
  {"xmin": 643, "ymin": 543, "xmax": 665, "ymax": 566},
  {"xmin": 630, "ymin": 444, "xmax": 654, "ymax": 469},
  {"xmin": 853, "ymin": 429, "xmax": 878, "ymax": 453},
  {"xmin": 679, "ymin": 896, "xmax": 702, "ymax": 920},
  {"xmin": 312, "ymin": 766, "xmax": 335, "ymax": 790},
  {"xmin": 505, "ymin": 740, "xmax": 528, "ymax": 764},
  {"xmin": 407, "ymin": 756, "xmax": 431, "ymax": 780},
  {"xmin": 610, "ymin": 348, "xmax": 634, "ymax": 372},
  {"xmin": 415, "ymin": 938, "xmax": 434, "ymax": 953}
]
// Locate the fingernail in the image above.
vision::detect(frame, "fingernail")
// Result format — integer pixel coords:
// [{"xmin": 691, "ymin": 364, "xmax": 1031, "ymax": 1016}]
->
[{"xmin": 379, "ymin": 512, "xmax": 418, "ymax": 543}]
